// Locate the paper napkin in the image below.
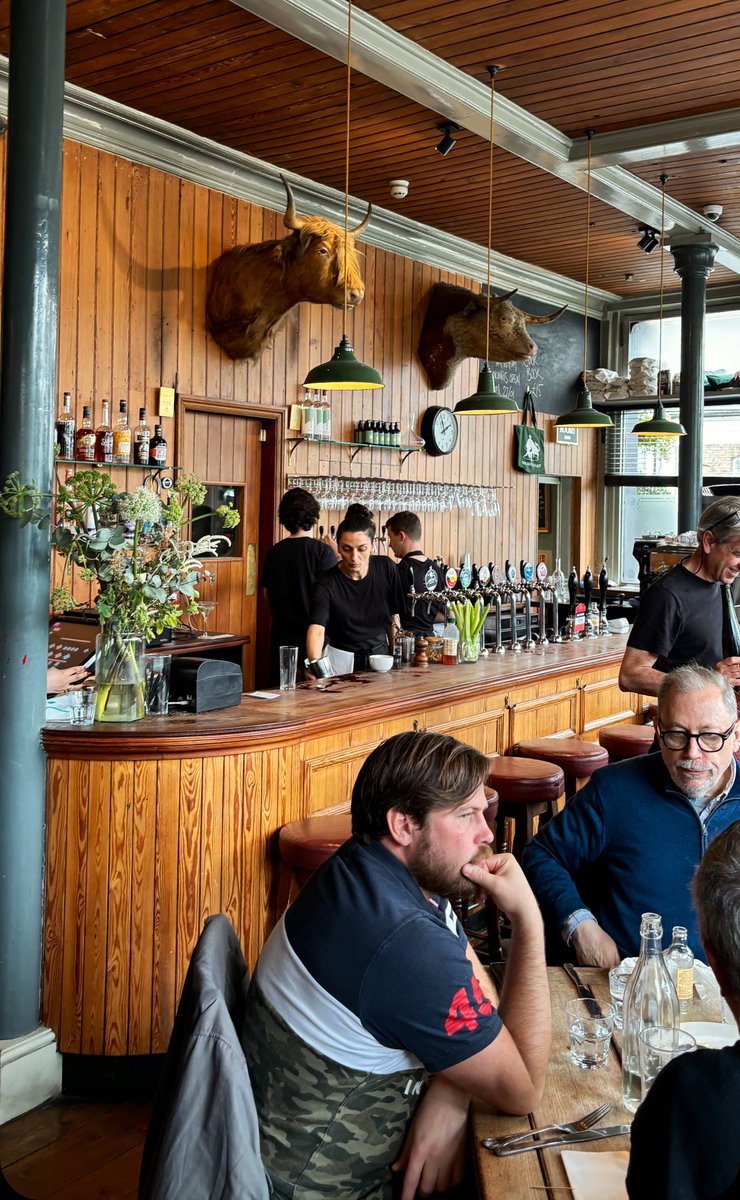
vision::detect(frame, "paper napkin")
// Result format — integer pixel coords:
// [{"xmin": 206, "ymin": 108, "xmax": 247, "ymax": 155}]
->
[{"xmin": 561, "ymin": 1149, "xmax": 629, "ymax": 1200}]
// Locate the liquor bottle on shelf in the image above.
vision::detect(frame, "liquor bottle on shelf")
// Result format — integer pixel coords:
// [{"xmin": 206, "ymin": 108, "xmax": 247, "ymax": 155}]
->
[
  {"xmin": 95, "ymin": 399, "xmax": 113, "ymax": 463},
  {"xmin": 112, "ymin": 400, "xmax": 131, "ymax": 464},
  {"xmin": 663, "ymin": 925, "xmax": 694, "ymax": 1017},
  {"xmin": 55, "ymin": 391, "xmax": 76, "ymax": 459},
  {"xmin": 621, "ymin": 912, "xmax": 678, "ymax": 1112},
  {"xmin": 74, "ymin": 405, "xmax": 96, "ymax": 462},
  {"xmin": 133, "ymin": 408, "xmax": 151, "ymax": 465},
  {"xmin": 149, "ymin": 423, "xmax": 167, "ymax": 467}
]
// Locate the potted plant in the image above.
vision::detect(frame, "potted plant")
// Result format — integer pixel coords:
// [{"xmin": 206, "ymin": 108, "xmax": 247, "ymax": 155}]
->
[{"xmin": 0, "ymin": 469, "xmax": 239, "ymax": 721}]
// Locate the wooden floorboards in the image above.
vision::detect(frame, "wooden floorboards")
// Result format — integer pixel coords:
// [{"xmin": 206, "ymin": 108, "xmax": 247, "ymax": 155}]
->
[{"xmin": 0, "ymin": 1099, "xmax": 151, "ymax": 1199}]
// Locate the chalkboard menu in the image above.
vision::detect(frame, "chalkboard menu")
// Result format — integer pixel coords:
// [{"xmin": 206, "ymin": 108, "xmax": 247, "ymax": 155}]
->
[{"xmin": 488, "ymin": 289, "xmax": 600, "ymax": 416}]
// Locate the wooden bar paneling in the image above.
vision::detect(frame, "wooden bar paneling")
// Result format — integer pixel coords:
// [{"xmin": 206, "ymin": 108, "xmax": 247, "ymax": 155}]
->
[
  {"xmin": 46, "ymin": 139, "xmax": 597, "ymax": 625},
  {"xmin": 43, "ymin": 640, "xmax": 638, "ymax": 1056}
]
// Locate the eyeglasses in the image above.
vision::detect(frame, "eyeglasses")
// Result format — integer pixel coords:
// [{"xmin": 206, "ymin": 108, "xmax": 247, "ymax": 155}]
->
[
  {"xmin": 658, "ymin": 725, "xmax": 736, "ymax": 753},
  {"xmin": 701, "ymin": 510, "xmax": 740, "ymax": 536}
]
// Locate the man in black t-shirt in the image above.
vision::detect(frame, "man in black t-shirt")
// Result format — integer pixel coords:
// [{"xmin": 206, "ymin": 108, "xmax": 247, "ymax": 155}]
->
[
  {"xmin": 619, "ymin": 496, "xmax": 740, "ymax": 697},
  {"xmin": 627, "ymin": 819, "xmax": 740, "ymax": 1199},
  {"xmin": 386, "ymin": 511, "xmax": 444, "ymax": 637}
]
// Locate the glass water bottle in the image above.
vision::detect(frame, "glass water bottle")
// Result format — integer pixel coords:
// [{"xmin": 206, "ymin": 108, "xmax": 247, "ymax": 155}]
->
[
  {"xmin": 621, "ymin": 912, "xmax": 679, "ymax": 1112},
  {"xmin": 664, "ymin": 926, "xmax": 694, "ymax": 1017}
]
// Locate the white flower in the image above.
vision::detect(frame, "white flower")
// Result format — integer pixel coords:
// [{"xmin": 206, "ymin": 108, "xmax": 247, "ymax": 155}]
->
[{"xmin": 118, "ymin": 487, "xmax": 162, "ymax": 526}]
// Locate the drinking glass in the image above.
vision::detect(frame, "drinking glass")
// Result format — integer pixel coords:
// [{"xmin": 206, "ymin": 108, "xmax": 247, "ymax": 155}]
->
[
  {"xmin": 639, "ymin": 1027, "xmax": 696, "ymax": 1097},
  {"xmin": 565, "ymin": 998, "xmax": 615, "ymax": 1070},
  {"xmin": 197, "ymin": 600, "xmax": 217, "ymax": 637},
  {"xmin": 608, "ymin": 964, "xmax": 635, "ymax": 1029},
  {"xmin": 144, "ymin": 653, "xmax": 171, "ymax": 715},
  {"xmin": 279, "ymin": 645, "xmax": 299, "ymax": 691},
  {"xmin": 67, "ymin": 686, "xmax": 96, "ymax": 725}
]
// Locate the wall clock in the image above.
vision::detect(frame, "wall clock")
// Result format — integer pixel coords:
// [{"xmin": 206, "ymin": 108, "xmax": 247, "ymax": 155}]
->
[{"xmin": 420, "ymin": 406, "xmax": 459, "ymax": 456}]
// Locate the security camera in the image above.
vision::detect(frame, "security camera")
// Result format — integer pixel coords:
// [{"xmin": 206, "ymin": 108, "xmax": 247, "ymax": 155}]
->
[
  {"xmin": 703, "ymin": 204, "xmax": 724, "ymax": 222},
  {"xmin": 389, "ymin": 179, "xmax": 409, "ymax": 200}
]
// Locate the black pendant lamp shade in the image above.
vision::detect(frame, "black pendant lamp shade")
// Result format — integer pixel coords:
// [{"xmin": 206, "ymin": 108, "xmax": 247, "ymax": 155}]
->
[
  {"xmin": 633, "ymin": 400, "xmax": 686, "ymax": 437},
  {"xmin": 303, "ymin": 334, "xmax": 383, "ymax": 390}
]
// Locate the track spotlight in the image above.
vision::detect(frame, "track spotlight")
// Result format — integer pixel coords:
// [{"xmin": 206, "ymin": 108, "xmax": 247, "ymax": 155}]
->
[
  {"xmin": 637, "ymin": 226, "xmax": 659, "ymax": 254},
  {"xmin": 435, "ymin": 121, "xmax": 460, "ymax": 156}
]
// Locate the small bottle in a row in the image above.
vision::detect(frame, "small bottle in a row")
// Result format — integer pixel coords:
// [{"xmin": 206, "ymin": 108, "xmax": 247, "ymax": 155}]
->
[
  {"xmin": 354, "ymin": 419, "xmax": 400, "ymax": 446},
  {"xmin": 58, "ymin": 391, "xmax": 167, "ymax": 466}
]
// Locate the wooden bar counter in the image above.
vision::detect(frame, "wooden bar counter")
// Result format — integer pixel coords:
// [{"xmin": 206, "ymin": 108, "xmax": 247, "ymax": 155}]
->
[{"xmin": 41, "ymin": 635, "xmax": 639, "ymax": 1057}]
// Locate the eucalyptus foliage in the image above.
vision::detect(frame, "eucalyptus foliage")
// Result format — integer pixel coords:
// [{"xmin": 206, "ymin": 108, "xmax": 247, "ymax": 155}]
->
[{"xmin": 0, "ymin": 469, "xmax": 240, "ymax": 640}]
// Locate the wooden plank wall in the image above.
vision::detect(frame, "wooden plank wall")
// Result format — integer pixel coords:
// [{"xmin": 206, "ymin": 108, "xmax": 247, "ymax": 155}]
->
[{"xmin": 44, "ymin": 139, "xmax": 597, "ymax": 581}]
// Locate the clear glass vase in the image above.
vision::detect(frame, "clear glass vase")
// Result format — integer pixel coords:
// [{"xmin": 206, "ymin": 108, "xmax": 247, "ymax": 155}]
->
[
  {"xmin": 95, "ymin": 623, "xmax": 146, "ymax": 722},
  {"xmin": 458, "ymin": 638, "xmax": 480, "ymax": 664}
]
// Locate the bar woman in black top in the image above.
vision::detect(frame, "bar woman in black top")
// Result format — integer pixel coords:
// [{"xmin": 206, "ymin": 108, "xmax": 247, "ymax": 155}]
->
[
  {"xmin": 306, "ymin": 510, "xmax": 406, "ymax": 670},
  {"xmin": 262, "ymin": 487, "xmax": 337, "ymax": 685}
]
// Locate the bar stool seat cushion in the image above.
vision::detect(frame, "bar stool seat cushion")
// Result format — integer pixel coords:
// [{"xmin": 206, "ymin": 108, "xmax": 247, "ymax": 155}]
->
[
  {"xmin": 514, "ymin": 737, "xmax": 608, "ymax": 779},
  {"xmin": 278, "ymin": 809, "xmax": 351, "ymax": 874},
  {"xmin": 599, "ymin": 723, "xmax": 655, "ymax": 761},
  {"xmin": 486, "ymin": 757, "xmax": 564, "ymax": 806}
]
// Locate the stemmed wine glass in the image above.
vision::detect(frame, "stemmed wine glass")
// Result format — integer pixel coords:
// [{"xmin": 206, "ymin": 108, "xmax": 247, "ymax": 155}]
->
[{"xmin": 197, "ymin": 600, "xmax": 217, "ymax": 638}]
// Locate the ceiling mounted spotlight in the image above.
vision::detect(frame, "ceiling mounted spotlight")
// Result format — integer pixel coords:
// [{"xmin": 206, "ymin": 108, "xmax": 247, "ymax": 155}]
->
[
  {"xmin": 637, "ymin": 226, "xmax": 659, "ymax": 254},
  {"xmin": 435, "ymin": 121, "xmax": 460, "ymax": 156}
]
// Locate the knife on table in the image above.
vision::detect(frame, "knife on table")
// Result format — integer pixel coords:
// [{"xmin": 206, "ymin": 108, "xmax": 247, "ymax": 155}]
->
[
  {"xmin": 564, "ymin": 962, "xmax": 602, "ymax": 1016},
  {"xmin": 490, "ymin": 1124, "xmax": 632, "ymax": 1156}
]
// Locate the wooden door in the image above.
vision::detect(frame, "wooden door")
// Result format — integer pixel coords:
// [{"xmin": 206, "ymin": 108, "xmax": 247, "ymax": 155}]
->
[{"xmin": 180, "ymin": 403, "xmax": 264, "ymax": 688}]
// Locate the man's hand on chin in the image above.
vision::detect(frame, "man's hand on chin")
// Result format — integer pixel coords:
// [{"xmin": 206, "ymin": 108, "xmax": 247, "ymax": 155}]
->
[{"xmin": 570, "ymin": 920, "xmax": 620, "ymax": 968}]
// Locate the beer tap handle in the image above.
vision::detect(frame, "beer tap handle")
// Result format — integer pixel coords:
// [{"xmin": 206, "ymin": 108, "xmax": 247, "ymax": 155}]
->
[
  {"xmin": 583, "ymin": 565, "xmax": 593, "ymax": 611},
  {"xmin": 568, "ymin": 568, "xmax": 579, "ymax": 615},
  {"xmin": 319, "ymin": 525, "xmax": 324, "ymax": 539},
  {"xmin": 599, "ymin": 560, "xmax": 609, "ymax": 610}
]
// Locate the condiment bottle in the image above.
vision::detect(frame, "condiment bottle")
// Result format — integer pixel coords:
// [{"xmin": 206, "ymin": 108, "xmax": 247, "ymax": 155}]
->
[
  {"xmin": 621, "ymin": 912, "xmax": 679, "ymax": 1112},
  {"xmin": 663, "ymin": 925, "xmax": 694, "ymax": 1017},
  {"xmin": 442, "ymin": 608, "xmax": 459, "ymax": 665}
]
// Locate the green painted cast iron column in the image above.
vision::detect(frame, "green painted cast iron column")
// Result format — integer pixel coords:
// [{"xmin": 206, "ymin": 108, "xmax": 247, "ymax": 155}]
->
[
  {"xmin": 670, "ymin": 237, "xmax": 718, "ymax": 533},
  {"xmin": 0, "ymin": 0, "xmax": 65, "ymax": 1037}
]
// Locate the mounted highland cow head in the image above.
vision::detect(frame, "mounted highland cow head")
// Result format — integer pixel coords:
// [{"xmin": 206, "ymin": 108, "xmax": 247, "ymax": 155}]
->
[
  {"xmin": 418, "ymin": 282, "xmax": 566, "ymax": 390},
  {"xmin": 206, "ymin": 177, "xmax": 371, "ymax": 361}
]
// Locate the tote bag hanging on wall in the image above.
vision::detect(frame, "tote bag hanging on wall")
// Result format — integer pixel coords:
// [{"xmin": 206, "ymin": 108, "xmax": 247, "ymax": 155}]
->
[{"xmin": 513, "ymin": 389, "xmax": 544, "ymax": 475}]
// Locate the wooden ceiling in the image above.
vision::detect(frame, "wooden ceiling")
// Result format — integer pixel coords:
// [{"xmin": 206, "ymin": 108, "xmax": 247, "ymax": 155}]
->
[{"xmin": 5, "ymin": 0, "xmax": 740, "ymax": 298}]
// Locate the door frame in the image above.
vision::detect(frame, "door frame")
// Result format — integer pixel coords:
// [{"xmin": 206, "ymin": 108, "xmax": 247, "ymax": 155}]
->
[{"xmin": 177, "ymin": 396, "xmax": 285, "ymax": 686}]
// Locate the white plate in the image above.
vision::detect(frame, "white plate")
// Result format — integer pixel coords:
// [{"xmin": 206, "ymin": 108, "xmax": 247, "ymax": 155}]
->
[{"xmin": 680, "ymin": 1021, "xmax": 739, "ymax": 1049}]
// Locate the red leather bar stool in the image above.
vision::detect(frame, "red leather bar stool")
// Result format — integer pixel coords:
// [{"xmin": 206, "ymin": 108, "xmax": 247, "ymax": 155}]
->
[
  {"xmin": 277, "ymin": 806, "xmax": 351, "ymax": 913},
  {"xmin": 482, "ymin": 758, "xmax": 564, "ymax": 962},
  {"xmin": 598, "ymin": 722, "xmax": 656, "ymax": 762},
  {"xmin": 513, "ymin": 737, "xmax": 608, "ymax": 801},
  {"xmin": 486, "ymin": 757, "xmax": 565, "ymax": 863}
]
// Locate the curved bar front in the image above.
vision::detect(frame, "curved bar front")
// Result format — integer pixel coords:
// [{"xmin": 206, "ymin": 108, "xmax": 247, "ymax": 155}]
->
[{"xmin": 42, "ymin": 636, "xmax": 637, "ymax": 1056}]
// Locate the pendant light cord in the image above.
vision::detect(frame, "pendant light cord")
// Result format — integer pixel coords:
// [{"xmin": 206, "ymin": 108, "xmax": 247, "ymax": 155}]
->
[
  {"xmin": 582, "ymin": 129, "xmax": 593, "ymax": 385},
  {"xmin": 657, "ymin": 172, "xmax": 667, "ymax": 400},
  {"xmin": 484, "ymin": 65, "xmax": 498, "ymax": 364},
  {"xmin": 343, "ymin": 0, "xmax": 352, "ymax": 331}
]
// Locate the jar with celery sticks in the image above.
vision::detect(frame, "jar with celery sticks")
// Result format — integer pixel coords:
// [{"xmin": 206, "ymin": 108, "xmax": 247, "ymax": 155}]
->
[{"xmin": 449, "ymin": 597, "xmax": 490, "ymax": 664}]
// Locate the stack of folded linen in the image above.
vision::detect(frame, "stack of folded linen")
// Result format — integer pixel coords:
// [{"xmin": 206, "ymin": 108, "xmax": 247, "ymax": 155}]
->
[{"xmin": 628, "ymin": 357, "xmax": 658, "ymax": 395}]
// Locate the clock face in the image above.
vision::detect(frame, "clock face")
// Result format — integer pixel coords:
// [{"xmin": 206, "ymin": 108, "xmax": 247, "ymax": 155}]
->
[{"xmin": 421, "ymin": 406, "xmax": 459, "ymax": 456}]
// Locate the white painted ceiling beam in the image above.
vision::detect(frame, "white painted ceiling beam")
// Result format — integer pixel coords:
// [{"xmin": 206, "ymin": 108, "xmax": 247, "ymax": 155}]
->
[
  {"xmin": 571, "ymin": 110, "xmax": 740, "ymax": 168},
  {"xmin": 234, "ymin": 0, "xmax": 740, "ymax": 275}
]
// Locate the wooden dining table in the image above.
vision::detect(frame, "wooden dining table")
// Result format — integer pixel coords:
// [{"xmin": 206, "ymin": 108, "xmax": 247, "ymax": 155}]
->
[
  {"xmin": 472, "ymin": 963, "xmax": 726, "ymax": 1198},
  {"xmin": 472, "ymin": 966, "xmax": 631, "ymax": 1199}
]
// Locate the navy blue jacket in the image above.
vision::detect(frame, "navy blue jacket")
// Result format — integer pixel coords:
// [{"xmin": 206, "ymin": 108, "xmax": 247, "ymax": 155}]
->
[{"xmin": 522, "ymin": 754, "xmax": 740, "ymax": 959}]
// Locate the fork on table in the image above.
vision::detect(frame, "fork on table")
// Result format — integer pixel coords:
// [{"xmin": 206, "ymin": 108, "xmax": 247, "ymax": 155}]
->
[{"xmin": 481, "ymin": 1102, "xmax": 612, "ymax": 1151}]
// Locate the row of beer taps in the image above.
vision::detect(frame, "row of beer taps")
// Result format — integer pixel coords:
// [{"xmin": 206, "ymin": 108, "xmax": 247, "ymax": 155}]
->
[{"xmin": 407, "ymin": 560, "xmax": 612, "ymax": 654}]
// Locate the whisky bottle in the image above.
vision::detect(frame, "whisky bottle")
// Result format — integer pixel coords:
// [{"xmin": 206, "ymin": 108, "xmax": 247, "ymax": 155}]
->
[
  {"xmin": 74, "ymin": 406, "xmax": 96, "ymax": 462},
  {"xmin": 112, "ymin": 400, "xmax": 131, "ymax": 464},
  {"xmin": 133, "ymin": 408, "xmax": 151, "ymax": 466},
  {"xmin": 94, "ymin": 399, "xmax": 113, "ymax": 463},
  {"xmin": 55, "ymin": 391, "xmax": 76, "ymax": 459},
  {"xmin": 149, "ymin": 424, "xmax": 167, "ymax": 467}
]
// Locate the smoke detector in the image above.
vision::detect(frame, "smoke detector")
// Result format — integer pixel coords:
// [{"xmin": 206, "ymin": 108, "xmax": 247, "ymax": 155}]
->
[
  {"xmin": 389, "ymin": 179, "xmax": 409, "ymax": 199},
  {"xmin": 703, "ymin": 204, "xmax": 724, "ymax": 222}
]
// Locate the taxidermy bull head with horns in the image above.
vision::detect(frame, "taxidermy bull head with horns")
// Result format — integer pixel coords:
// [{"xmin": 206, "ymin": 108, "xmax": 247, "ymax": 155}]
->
[
  {"xmin": 206, "ymin": 176, "xmax": 371, "ymax": 362},
  {"xmin": 418, "ymin": 282, "xmax": 566, "ymax": 390}
]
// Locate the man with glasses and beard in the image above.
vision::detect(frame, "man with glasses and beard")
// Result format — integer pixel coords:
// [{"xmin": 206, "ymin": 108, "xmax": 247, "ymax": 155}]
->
[
  {"xmin": 242, "ymin": 730, "xmax": 550, "ymax": 1200},
  {"xmin": 524, "ymin": 664, "xmax": 740, "ymax": 969},
  {"xmin": 619, "ymin": 496, "xmax": 740, "ymax": 698}
]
